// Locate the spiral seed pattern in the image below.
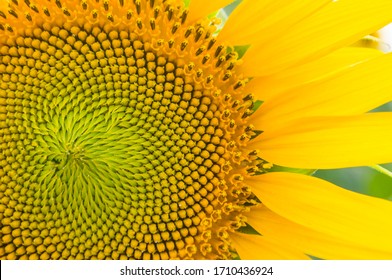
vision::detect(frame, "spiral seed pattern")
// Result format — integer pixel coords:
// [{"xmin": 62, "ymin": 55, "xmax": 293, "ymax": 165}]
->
[{"xmin": 0, "ymin": 0, "xmax": 259, "ymax": 260}]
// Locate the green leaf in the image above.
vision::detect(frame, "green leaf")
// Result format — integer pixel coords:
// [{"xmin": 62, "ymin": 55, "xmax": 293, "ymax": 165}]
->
[
  {"xmin": 238, "ymin": 223, "xmax": 260, "ymax": 235},
  {"xmin": 234, "ymin": 45, "xmax": 250, "ymax": 59},
  {"xmin": 367, "ymin": 165, "xmax": 392, "ymax": 199},
  {"xmin": 269, "ymin": 165, "xmax": 316, "ymax": 176}
]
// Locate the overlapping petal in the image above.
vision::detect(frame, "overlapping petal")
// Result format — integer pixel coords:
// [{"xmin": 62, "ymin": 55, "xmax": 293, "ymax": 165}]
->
[
  {"xmin": 218, "ymin": 0, "xmax": 331, "ymax": 45},
  {"xmin": 231, "ymin": 232, "xmax": 310, "ymax": 260},
  {"xmin": 251, "ymin": 52, "xmax": 392, "ymax": 127},
  {"xmin": 247, "ymin": 47, "xmax": 382, "ymax": 102},
  {"xmin": 238, "ymin": 0, "xmax": 392, "ymax": 76},
  {"xmin": 188, "ymin": 0, "xmax": 234, "ymax": 21},
  {"xmin": 251, "ymin": 113, "xmax": 392, "ymax": 169},
  {"xmin": 247, "ymin": 172, "xmax": 392, "ymax": 254},
  {"xmin": 247, "ymin": 205, "xmax": 392, "ymax": 259}
]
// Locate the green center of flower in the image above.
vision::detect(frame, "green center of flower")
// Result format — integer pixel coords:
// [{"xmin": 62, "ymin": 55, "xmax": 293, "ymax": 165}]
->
[{"xmin": 0, "ymin": 0, "xmax": 258, "ymax": 260}]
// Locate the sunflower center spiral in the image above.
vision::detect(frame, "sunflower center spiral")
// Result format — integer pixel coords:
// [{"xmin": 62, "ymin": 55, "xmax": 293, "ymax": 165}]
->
[{"xmin": 0, "ymin": 0, "xmax": 259, "ymax": 260}]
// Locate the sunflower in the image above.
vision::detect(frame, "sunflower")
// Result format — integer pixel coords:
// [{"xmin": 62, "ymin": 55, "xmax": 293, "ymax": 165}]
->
[{"xmin": 1, "ymin": 0, "xmax": 392, "ymax": 260}]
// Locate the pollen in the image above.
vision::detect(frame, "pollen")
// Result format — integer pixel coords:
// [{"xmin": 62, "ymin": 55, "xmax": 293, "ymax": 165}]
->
[{"xmin": 0, "ymin": 0, "xmax": 259, "ymax": 260}]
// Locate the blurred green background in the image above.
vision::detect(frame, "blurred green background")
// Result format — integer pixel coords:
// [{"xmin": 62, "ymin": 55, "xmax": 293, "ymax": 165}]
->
[{"xmin": 315, "ymin": 164, "xmax": 392, "ymax": 200}]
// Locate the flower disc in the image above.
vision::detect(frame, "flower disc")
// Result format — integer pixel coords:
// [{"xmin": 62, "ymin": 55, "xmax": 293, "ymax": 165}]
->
[{"xmin": 0, "ymin": 0, "xmax": 258, "ymax": 259}]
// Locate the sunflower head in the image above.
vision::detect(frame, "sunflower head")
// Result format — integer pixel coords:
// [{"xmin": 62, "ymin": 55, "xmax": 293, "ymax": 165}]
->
[
  {"xmin": 0, "ymin": 0, "xmax": 266, "ymax": 260},
  {"xmin": 3, "ymin": 0, "xmax": 392, "ymax": 261}
]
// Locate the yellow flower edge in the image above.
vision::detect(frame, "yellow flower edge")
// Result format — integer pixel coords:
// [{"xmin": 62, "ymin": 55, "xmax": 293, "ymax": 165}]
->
[{"xmin": 1, "ymin": 0, "xmax": 392, "ymax": 260}]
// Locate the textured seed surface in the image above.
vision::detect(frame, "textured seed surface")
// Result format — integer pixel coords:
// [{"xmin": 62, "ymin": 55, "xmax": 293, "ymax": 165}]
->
[{"xmin": 0, "ymin": 0, "xmax": 259, "ymax": 260}]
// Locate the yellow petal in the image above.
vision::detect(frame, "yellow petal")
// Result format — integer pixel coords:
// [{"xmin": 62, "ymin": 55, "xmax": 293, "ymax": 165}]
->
[
  {"xmin": 0, "ymin": 1, "xmax": 7, "ymax": 11},
  {"xmin": 248, "ymin": 172, "xmax": 392, "ymax": 254},
  {"xmin": 231, "ymin": 232, "xmax": 310, "ymax": 260},
  {"xmin": 240, "ymin": 0, "xmax": 392, "ymax": 77},
  {"xmin": 247, "ymin": 205, "xmax": 392, "ymax": 259},
  {"xmin": 218, "ymin": 0, "xmax": 331, "ymax": 45},
  {"xmin": 188, "ymin": 0, "xmax": 233, "ymax": 22},
  {"xmin": 248, "ymin": 47, "xmax": 382, "ymax": 102},
  {"xmin": 251, "ymin": 113, "xmax": 392, "ymax": 169},
  {"xmin": 252, "ymin": 52, "xmax": 392, "ymax": 126}
]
